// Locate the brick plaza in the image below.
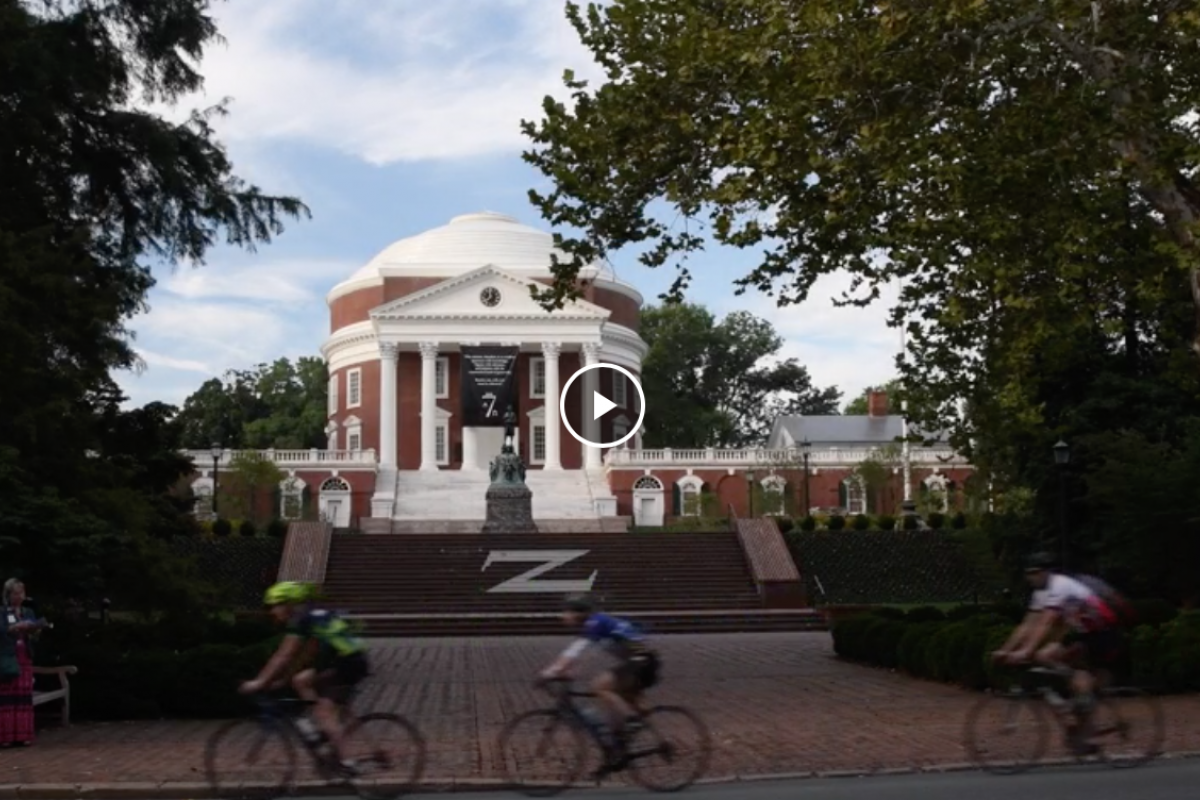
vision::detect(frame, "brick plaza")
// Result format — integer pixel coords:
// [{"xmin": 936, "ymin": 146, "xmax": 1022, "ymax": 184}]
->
[{"xmin": 4, "ymin": 632, "xmax": 1199, "ymax": 786}]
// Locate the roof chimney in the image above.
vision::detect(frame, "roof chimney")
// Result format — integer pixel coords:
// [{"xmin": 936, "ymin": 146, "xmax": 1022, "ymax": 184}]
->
[{"xmin": 867, "ymin": 390, "xmax": 889, "ymax": 418}]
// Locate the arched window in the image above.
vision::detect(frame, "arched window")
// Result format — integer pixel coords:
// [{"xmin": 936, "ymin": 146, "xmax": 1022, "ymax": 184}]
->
[
  {"xmin": 841, "ymin": 477, "xmax": 866, "ymax": 515},
  {"xmin": 280, "ymin": 476, "xmax": 306, "ymax": 520},
  {"xmin": 760, "ymin": 475, "xmax": 788, "ymax": 515},
  {"xmin": 922, "ymin": 474, "xmax": 949, "ymax": 513},
  {"xmin": 633, "ymin": 475, "xmax": 664, "ymax": 491},
  {"xmin": 320, "ymin": 476, "xmax": 352, "ymax": 493},
  {"xmin": 191, "ymin": 478, "xmax": 214, "ymax": 519},
  {"xmin": 676, "ymin": 475, "xmax": 706, "ymax": 516}
]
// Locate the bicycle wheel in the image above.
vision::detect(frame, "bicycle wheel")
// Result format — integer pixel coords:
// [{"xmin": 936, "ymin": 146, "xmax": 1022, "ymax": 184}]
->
[
  {"xmin": 342, "ymin": 712, "xmax": 427, "ymax": 800},
  {"xmin": 204, "ymin": 717, "xmax": 298, "ymax": 799},
  {"xmin": 1091, "ymin": 687, "xmax": 1165, "ymax": 769},
  {"xmin": 626, "ymin": 706, "xmax": 712, "ymax": 792},
  {"xmin": 498, "ymin": 709, "xmax": 590, "ymax": 797},
  {"xmin": 963, "ymin": 692, "xmax": 1051, "ymax": 775}
]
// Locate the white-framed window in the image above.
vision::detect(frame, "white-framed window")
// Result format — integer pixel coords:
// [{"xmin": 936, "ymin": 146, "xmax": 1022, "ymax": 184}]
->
[
  {"xmin": 191, "ymin": 478, "xmax": 215, "ymax": 519},
  {"xmin": 677, "ymin": 475, "xmax": 705, "ymax": 517},
  {"xmin": 347, "ymin": 368, "xmax": 362, "ymax": 408},
  {"xmin": 435, "ymin": 357, "xmax": 449, "ymax": 399},
  {"xmin": 612, "ymin": 414, "xmax": 630, "ymax": 447},
  {"xmin": 325, "ymin": 420, "xmax": 338, "ymax": 451},
  {"xmin": 843, "ymin": 477, "xmax": 866, "ymax": 515},
  {"xmin": 612, "ymin": 373, "xmax": 627, "ymax": 407},
  {"xmin": 435, "ymin": 424, "xmax": 449, "ymax": 465},
  {"xmin": 280, "ymin": 476, "xmax": 305, "ymax": 520},
  {"xmin": 344, "ymin": 415, "xmax": 362, "ymax": 452},
  {"xmin": 530, "ymin": 357, "xmax": 546, "ymax": 398},
  {"xmin": 328, "ymin": 374, "xmax": 338, "ymax": 416},
  {"xmin": 531, "ymin": 424, "xmax": 547, "ymax": 464},
  {"xmin": 922, "ymin": 475, "xmax": 950, "ymax": 513},
  {"xmin": 760, "ymin": 475, "xmax": 787, "ymax": 515}
]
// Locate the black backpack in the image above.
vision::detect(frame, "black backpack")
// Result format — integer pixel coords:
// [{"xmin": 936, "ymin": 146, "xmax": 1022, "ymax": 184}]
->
[{"xmin": 1074, "ymin": 574, "xmax": 1137, "ymax": 627}]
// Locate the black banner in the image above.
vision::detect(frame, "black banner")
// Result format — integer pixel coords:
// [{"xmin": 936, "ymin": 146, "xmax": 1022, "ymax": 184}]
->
[{"xmin": 461, "ymin": 346, "xmax": 519, "ymax": 426}]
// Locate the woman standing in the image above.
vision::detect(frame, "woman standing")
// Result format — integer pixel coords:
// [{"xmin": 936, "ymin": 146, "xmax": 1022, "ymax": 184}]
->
[{"xmin": 0, "ymin": 579, "xmax": 44, "ymax": 747}]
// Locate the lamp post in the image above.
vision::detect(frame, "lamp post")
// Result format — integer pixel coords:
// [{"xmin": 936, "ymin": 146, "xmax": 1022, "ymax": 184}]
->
[
  {"xmin": 747, "ymin": 468, "xmax": 757, "ymax": 518},
  {"xmin": 210, "ymin": 443, "xmax": 222, "ymax": 518},
  {"xmin": 1053, "ymin": 439, "xmax": 1070, "ymax": 570},
  {"xmin": 801, "ymin": 439, "xmax": 812, "ymax": 517}
]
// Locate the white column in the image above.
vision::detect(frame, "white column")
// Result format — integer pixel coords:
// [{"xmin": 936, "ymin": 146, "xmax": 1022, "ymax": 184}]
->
[
  {"xmin": 419, "ymin": 341, "xmax": 439, "ymax": 471},
  {"xmin": 378, "ymin": 342, "xmax": 398, "ymax": 468},
  {"xmin": 542, "ymin": 341, "xmax": 563, "ymax": 470},
  {"xmin": 582, "ymin": 342, "xmax": 602, "ymax": 469}
]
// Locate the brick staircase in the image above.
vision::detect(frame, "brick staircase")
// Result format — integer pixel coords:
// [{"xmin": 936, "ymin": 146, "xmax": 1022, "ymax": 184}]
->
[{"xmin": 321, "ymin": 532, "xmax": 825, "ymax": 636}]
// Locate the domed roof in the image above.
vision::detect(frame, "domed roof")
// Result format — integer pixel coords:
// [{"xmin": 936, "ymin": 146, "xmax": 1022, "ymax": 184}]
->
[{"xmin": 329, "ymin": 211, "xmax": 627, "ymax": 300}]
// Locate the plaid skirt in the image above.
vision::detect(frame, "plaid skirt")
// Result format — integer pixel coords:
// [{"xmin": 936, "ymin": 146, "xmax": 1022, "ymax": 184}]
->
[{"xmin": 0, "ymin": 639, "xmax": 34, "ymax": 745}]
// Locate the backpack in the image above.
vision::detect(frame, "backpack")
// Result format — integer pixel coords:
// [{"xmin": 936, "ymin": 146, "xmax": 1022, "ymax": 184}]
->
[{"xmin": 1074, "ymin": 574, "xmax": 1137, "ymax": 627}]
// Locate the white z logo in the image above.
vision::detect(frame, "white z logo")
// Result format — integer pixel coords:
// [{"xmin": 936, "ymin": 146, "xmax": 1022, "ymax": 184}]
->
[{"xmin": 481, "ymin": 550, "xmax": 598, "ymax": 593}]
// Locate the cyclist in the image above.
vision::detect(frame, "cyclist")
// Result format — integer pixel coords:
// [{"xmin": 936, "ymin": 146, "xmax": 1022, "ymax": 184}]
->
[
  {"xmin": 539, "ymin": 595, "xmax": 660, "ymax": 753},
  {"xmin": 240, "ymin": 581, "xmax": 369, "ymax": 770},
  {"xmin": 993, "ymin": 553, "xmax": 1126, "ymax": 752}
]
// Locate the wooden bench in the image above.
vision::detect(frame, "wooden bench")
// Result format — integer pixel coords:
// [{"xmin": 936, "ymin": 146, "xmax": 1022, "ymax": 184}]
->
[{"xmin": 32, "ymin": 666, "xmax": 77, "ymax": 726}]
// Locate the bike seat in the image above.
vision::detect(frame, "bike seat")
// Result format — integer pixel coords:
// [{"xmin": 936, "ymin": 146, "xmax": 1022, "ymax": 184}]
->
[{"xmin": 1028, "ymin": 666, "xmax": 1072, "ymax": 678}]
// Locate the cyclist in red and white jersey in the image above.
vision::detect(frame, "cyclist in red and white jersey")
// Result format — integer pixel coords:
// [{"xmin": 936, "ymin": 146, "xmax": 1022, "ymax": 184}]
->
[{"xmin": 993, "ymin": 553, "xmax": 1126, "ymax": 751}]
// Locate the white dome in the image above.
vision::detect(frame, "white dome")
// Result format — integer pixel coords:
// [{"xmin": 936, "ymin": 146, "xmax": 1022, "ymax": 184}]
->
[{"xmin": 329, "ymin": 211, "xmax": 624, "ymax": 300}]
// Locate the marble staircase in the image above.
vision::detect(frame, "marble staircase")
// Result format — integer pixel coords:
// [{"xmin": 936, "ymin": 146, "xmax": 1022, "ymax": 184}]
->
[{"xmin": 381, "ymin": 468, "xmax": 615, "ymax": 523}]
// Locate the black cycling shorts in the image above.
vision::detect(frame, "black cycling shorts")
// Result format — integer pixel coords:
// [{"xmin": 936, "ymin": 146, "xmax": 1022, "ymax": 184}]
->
[
  {"xmin": 315, "ymin": 652, "xmax": 369, "ymax": 702},
  {"xmin": 614, "ymin": 650, "xmax": 660, "ymax": 694},
  {"xmin": 1065, "ymin": 628, "xmax": 1122, "ymax": 666}
]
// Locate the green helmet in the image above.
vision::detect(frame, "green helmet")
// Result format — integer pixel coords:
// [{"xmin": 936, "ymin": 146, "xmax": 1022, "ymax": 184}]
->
[{"xmin": 264, "ymin": 581, "xmax": 313, "ymax": 606}]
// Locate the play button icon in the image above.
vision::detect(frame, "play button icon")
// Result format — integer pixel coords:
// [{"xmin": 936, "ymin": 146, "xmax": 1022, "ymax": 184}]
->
[
  {"xmin": 559, "ymin": 361, "xmax": 647, "ymax": 449},
  {"xmin": 592, "ymin": 391, "xmax": 617, "ymax": 420}
]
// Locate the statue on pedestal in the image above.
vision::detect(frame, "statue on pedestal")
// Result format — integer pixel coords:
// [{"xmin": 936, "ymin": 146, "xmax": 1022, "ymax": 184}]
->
[{"xmin": 484, "ymin": 405, "xmax": 536, "ymax": 533}]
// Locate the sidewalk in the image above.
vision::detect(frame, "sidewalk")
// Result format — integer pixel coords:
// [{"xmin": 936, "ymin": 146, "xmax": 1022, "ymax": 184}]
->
[{"xmin": 2, "ymin": 633, "xmax": 1198, "ymax": 792}]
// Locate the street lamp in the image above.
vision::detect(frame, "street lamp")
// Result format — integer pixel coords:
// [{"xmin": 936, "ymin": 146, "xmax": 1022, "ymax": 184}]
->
[
  {"xmin": 210, "ymin": 443, "xmax": 222, "ymax": 518},
  {"xmin": 1053, "ymin": 440, "xmax": 1070, "ymax": 570},
  {"xmin": 801, "ymin": 439, "xmax": 812, "ymax": 517},
  {"xmin": 746, "ymin": 468, "xmax": 757, "ymax": 518}
]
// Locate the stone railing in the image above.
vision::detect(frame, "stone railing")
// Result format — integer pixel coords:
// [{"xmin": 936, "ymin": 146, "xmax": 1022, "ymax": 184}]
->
[
  {"xmin": 605, "ymin": 446, "xmax": 969, "ymax": 468},
  {"xmin": 183, "ymin": 448, "xmax": 378, "ymax": 468}
]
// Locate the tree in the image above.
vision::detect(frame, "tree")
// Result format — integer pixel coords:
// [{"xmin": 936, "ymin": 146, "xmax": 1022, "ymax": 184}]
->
[
  {"xmin": 639, "ymin": 303, "xmax": 840, "ymax": 447},
  {"xmin": 176, "ymin": 357, "xmax": 328, "ymax": 449},
  {"xmin": 0, "ymin": 0, "xmax": 306, "ymax": 603},
  {"xmin": 519, "ymin": 1, "xmax": 1200, "ymax": 454},
  {"xmin": 218, "ymin": 452, "xmax": 285, "ymax": 527},
  {"xmin": 843, "ymin": 380, "xmax": 904, "ymax": 416}
]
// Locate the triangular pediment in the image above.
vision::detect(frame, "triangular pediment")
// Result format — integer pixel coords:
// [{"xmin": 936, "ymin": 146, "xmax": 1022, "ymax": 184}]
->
[{"xmin": 369, "ymin": 265, "xmax": 611, "ymax": 321}]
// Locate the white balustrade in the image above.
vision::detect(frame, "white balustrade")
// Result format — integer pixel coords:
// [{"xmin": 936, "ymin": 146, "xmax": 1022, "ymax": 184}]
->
[
  {"xmin": 605, "ymin": 446, "xmax": 967, "ymax": 468},
  {"xmin": 183, "ymin": 449, "xmax": 378, "ymax": 468}
]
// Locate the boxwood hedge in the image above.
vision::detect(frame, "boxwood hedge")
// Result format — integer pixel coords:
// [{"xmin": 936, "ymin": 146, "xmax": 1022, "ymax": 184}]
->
[{"xmin": 832, "ymin": 603, "xmax": 1200, "ymax": 694}]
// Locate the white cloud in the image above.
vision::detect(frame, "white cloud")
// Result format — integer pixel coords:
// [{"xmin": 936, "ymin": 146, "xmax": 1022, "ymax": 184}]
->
[
  {"xmin": 166, "ymin": 0, "xmax": 601, "ymax": 165},
  {"xmin": 723, "ymin": 272, "xmax": 902, "ymax": 404},
  {"xmin": 159, "ymin": 258, "xmax": 354, "ymax": 303},
  {"xmin": 134, "ymin": 349, "xmax": 213, "ymax": 374}
]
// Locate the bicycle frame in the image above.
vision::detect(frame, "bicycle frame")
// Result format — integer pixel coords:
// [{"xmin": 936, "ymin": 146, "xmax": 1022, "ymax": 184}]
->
[{"xmin": 539, "ymin": 680, "xmax": 667, "ymax": 768}]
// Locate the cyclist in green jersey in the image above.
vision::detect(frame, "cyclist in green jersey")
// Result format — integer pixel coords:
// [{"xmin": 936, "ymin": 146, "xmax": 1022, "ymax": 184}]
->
[{"xmin": 240, "ymin": 582, "xmax": 369, "ymax": 766}]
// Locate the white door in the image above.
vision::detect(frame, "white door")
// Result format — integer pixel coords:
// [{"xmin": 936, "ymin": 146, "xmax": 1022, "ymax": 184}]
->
[{"xmin": 319, "ymin": 495, "xmax": 351, "ymax": 527}]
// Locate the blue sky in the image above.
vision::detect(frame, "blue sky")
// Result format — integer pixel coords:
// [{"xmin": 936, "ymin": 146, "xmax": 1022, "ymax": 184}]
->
[{"xmin": 117, "ymin": 0, "xmax": 901, "ymax": 410}]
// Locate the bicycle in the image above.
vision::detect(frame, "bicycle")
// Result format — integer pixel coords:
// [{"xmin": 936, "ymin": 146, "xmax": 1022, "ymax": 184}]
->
[
  {"xmin": 964, "ymin": 664, "xmax": 1165, "ymax": 774},
  {"xmin": 498, "ymin": 677, "xmax": 712, "ymax": 796},
  {"xmin": 203, "ymin": 691, "xmax": 426, "ymax": 799}
]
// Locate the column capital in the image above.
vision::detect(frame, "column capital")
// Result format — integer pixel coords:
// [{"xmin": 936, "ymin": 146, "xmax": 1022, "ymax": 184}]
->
[
  {"xmin": 582, "ymin": 342, "xmax": 601, "ymax": 362},
  {"xmin": 541, "ymin": 341, "xmax": 562, "ymax": 359},
  {"xmin": 378, "ymin": 341, "xmax": 399, "ymax": 360},
  {"xmin": 418, "ymin": 341, "xmax": 440, "ymax": 360}
]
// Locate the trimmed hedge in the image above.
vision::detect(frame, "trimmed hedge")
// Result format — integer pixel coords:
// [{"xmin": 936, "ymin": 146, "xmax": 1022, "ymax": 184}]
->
[
  {"xmin": 832, "ymin": 604, "xmax": 1200, "ymax": 694},
  {"xmin": 169, "ymin": 536, "xmax": 284, "ymax": 609},
  {"xmin": 36, "ymin": 614, "xmax": 281, "ymax": 720}
]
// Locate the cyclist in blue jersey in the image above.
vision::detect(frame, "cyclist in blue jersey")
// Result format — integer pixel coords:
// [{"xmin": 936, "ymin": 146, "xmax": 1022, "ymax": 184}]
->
[
  {"xmin": 240, "ymin": 581, "xmax": 369, "ymax": 769},
  {"xmin": 539, "ymin": 595, "xmax": 660, "ymax": 746}
]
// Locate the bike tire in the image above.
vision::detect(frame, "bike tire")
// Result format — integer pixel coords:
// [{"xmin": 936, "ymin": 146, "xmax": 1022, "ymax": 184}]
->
[
  {"xmin": 204, "ymin": 717, "xmax": 298, "ymax": 799},
  {"xmin": 342, "ymin": 712, "xmax": 427, "ymax": 800},
  {"xmin": 626, "ymin": 705, "xmax": 713, "ymax": 792},
  {"xmin": 963, "ymin": 691, "xmax": 1051, "ymax": 775},
  {"xmin": 1092, "ymin": 687, "xmax": 1165, "ymax": 769},
  {"xmin": 497, "ymin": 709, "xmax": 589, "ymax": 797}
]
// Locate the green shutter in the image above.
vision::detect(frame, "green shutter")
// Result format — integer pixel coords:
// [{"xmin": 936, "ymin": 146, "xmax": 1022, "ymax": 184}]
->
[
  {"xmin": 672, "ymin": 483, "xmax": 681, "ymax": 515},
  {"xmin": 838, "ymin": 480, "xmax": 847, "ymax": 509}
]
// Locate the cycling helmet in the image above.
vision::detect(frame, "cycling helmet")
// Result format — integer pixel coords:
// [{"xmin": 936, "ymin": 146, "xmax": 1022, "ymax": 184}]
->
[
  {"xmin": 563, "ymin": 594, "xmax": 593, "ymax": 613},
  {"xmin": 1024, "ymin": 552, "xmax": 1056, "ymax": 572},
  {"xmin": 263, "ymin": 581, "xmax": 313, "ymax": 606}
]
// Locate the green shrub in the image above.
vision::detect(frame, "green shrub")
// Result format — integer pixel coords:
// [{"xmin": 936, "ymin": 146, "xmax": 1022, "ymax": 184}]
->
[
  {"xmin": 265, "ymin": 518, "xmax": 289, "ymax": 538},
  {"xmin": 238, "ymin": 519, "xmax": 257, "ymax": 537},
  {"xmin": 945, "ymin": 603, "xmax": 989, "ymax": 622},
  {"xmin": 773, "ymin": 516, "xmax": 794, "ymax": 534},
  {"xmin": 1130, "ymin": 598, "xmax": 1177, "ymax": 628},
  {"xmin": 851, "ymin": 514, "xmax": 871, "ymax": 531},
  {"xmin": 950, "ymin": 512, "xmax": 968, "ymax": 529},
  {"xmin": 1155, "ymin": 611, "xmax": 1200, "ymax": 693},
  {"xmin": 926, "ymin": 512, "xmax": 945, "ymax": 530},
  {"xmin": 827, "ymin": 515, "xmax": 846, "ymax": 531},
  {"xmin": 905, "ymin": 605, "xmax": 947, "ymax": 623},
  {"xmin": 875, "ymin": 514, "xmax": 895, "ymax": 531},
  {"xmin": 872, "ymin": 606, "xmax": 908, "ymax": 621},
  {"xmin": 896, "ymin": 621, "xmax": 943, "ymax": 674},
  {"xmin": 212, "ymin": 518, "xmax": 233, "ymax": 537},
  {"xmin": 798, "ymin": 516, "xmax": 817, "ymax": 532},
  {"xmin": 901, "ymin": 514, "xmax": 919, "ymax": 530}
]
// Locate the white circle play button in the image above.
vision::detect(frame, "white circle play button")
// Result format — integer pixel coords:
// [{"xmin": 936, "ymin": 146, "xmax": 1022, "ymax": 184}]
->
[{"xmin": 559, "ymin": 362, "xmax": 646, "ymax": 449}]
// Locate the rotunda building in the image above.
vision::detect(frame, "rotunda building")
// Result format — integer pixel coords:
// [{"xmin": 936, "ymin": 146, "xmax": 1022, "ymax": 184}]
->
[{"xmin": 321, "ymin": 212, "xmax": 648, "ymax": 488}]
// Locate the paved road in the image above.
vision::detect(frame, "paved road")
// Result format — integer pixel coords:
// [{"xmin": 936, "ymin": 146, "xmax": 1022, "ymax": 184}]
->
[{"xmin": 393, "ymin": 758, "xmax": 1198, "ymax": 799}]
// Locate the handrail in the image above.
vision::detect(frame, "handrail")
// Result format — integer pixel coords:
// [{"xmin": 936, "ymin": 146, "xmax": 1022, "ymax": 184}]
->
[{"xmin": 727, "ymin": 502, "xmax": 739, "ymax": 532}]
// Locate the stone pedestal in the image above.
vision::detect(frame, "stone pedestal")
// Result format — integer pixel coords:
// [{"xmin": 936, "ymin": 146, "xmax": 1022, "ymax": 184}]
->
[{"xmin": 483, "ymin": 484, "xmax": 537, "ymax": 534}]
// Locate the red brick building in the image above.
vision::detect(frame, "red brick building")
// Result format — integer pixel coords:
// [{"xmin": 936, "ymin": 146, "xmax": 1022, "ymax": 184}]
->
[{"xmin": 187, "ymin": 212, "xmax": 974, "ymax": 530}]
